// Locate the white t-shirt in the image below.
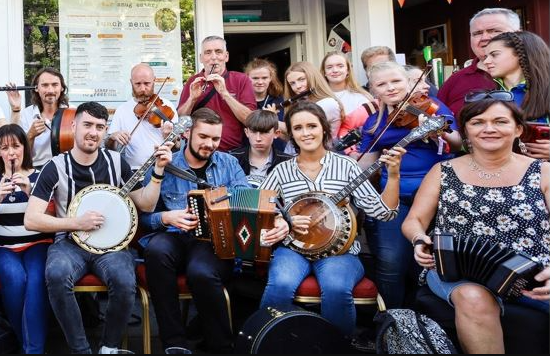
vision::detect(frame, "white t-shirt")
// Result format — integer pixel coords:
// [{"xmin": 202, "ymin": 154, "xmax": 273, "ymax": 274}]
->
[
  {"xmin": 316, "ymin": 97, "xmax": 342, "ymax": 138},
  {"xmin": 19, "ymin": 105, "xmax": 54, "ymax": 167},
  {"xmin": 108, "ymin": 97, "xmax": 178, "ymax": 169},
  {"xmin": 333, "ymin": 90, "xmax": 369, "ymax": 114}
]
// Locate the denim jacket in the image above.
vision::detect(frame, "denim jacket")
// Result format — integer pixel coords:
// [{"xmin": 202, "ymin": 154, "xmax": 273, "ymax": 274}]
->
[{"xmin": 140, "ymin": 147, "xmax": 250, "ymax": 235}]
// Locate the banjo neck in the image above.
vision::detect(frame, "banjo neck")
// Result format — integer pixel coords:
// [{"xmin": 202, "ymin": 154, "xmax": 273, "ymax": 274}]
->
[
  {"xmin": 117, "ymin": 125, "xmax": 183, "ymax": 198},
  {"xmin": 329, "ymin": 135, "xmax": 414, "ymax": 206}
]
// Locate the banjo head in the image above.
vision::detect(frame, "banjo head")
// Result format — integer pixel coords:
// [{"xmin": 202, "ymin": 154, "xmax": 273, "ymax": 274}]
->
[
  {"xmin": 68, "ymin": 184, "xmax": 138, "ymax": 254},
  {"xmin": 285, "ymin": 192, "xmax": 356, "ymax": 259}
]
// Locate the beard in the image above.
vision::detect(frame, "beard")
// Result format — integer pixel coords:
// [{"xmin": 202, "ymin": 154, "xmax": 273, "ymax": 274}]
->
[
  {"xmin": 133, "ymin": 87, "xmax": 153, "ymax": 103},
  {"xmin": 75, "ymin": 135, "xmax": 100, "ymax": 154},
  {"xmin": 188, "ymin": 135, "xmax": 214, "ymax": 161}
]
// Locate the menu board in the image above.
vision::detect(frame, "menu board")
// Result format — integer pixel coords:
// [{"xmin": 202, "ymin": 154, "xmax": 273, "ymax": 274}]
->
[{"xmin": 59, "ymin": 0, "xmax": 183, "ymax": 111}]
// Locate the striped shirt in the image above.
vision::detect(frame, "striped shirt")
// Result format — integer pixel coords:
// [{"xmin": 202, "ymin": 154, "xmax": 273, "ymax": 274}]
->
[
  {"xmin": 260, "ymin": 151, "xmax": 398, "ymax": 254},
  {"xmin": 0, "ymin": 170, "xmax": 52, "ymax": 251}
]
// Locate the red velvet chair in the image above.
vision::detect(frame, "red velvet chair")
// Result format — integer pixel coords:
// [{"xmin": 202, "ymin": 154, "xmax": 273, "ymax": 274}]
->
[
  {"xmin": 294, "ymin": 275, "xmax": 387, "ymax": 310},
  {"xmin": 136, "ymin": 264, "xmax": 232, "ymax": 354}
]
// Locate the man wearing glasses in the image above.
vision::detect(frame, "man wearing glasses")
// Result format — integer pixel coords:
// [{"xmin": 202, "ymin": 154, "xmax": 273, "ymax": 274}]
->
[{"xmin": 177, "ymin": 35, "xmax": 256, "ymax": 152}]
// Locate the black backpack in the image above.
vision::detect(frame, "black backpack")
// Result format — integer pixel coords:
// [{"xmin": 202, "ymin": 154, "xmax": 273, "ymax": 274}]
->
[{"xmin": 374, "ymin": 309, "xmax": 457, "ymax": 354}]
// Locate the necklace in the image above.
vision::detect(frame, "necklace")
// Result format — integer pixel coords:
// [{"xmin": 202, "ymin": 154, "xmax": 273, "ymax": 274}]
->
[{"xmin": 468, "ymin": 156, "xmax": 512, "ymax": 180}]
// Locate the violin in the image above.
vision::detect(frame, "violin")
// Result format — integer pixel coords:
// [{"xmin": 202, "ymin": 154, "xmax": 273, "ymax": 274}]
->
[
  {"xmin": 391, "ymin": 92, "xmax": 439, "ymax": 130},
  {"xmin": 133, "ymin": 95, "xmax": 176, "ymax": 128},
  {"xmin": 278, "ymin": 88, "xmax": 315, "ymax": 109}
]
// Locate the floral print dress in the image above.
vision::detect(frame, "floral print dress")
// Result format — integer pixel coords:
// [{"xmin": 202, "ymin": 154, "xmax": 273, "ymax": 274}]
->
[{"xmin": 435, "ymin": 160, "xmax": 550, "ymax": 266}]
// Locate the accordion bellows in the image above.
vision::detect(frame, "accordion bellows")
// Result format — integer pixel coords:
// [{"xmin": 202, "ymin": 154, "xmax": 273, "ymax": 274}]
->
[
  {"xmin": 187, "ymin": 187, "xmax": 278, "ymax": 264},
  {"xmin": 433, "ymin": 232, "xmax": 543, "ymax": 300}
]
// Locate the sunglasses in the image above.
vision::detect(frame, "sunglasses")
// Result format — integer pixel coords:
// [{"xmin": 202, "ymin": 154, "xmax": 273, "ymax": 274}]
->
[{"xmin": 464, "ymin": 90, "xmax": 514, "ymax": 103}]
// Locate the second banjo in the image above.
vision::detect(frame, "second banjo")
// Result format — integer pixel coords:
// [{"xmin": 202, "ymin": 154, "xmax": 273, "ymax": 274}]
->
[
  {"xmin": 283, "ymin": 115, "xmax": 450, "ymax": 260},
  {"xmin": 68, "ymin": 117, "xmax": 191, "ymax": 254}
]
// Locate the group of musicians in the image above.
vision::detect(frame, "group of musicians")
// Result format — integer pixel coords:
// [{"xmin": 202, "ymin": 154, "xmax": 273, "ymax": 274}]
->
[{"xmin": 0, "ymin": 7, "xmax": 549, "ymax": 354}]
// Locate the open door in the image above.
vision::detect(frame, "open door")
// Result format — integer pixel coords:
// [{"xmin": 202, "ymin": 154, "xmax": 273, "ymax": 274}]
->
[
  {"xmin": 249, "ymin": 33, "xmax": 303, "ymax": 63},
  {"xmin": 248, "ymin": 33, "xmax": 303, "ymax": 82}
]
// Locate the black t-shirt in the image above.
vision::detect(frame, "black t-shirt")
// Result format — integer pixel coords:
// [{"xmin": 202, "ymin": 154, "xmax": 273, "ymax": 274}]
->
[
  {"xmin": 32, "ymin": 149, "xmax": 140, "ymax": 218},
  {"xmin": 191, "ymin": 160, "xmax": 210, "ymax": 189},
  {"xmin": 190, "ymin": 161, "xmax": 209, "ymax": 189}
]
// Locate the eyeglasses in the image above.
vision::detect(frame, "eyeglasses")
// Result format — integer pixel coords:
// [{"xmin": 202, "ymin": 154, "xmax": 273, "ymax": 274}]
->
[{"xmin": 464, "ymin": 90, "xmax": 514, "ymax": 103}]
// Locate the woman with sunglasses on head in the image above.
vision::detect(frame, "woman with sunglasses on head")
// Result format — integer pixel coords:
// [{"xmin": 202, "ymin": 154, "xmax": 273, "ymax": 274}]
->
[
  {"xmin": 484, "ymin": 31, "xmax": 550, "ymax": 160},
  {"xmin": 0, "ymin": 124, "xmax": 52, "ymax": 354},
  {"xmin": 320, "ymin": 51, "xmax": 378, "ymax": 154},
  {"xmin": 357, "ymin": 61, "xmax": 462, "ymax": 309},
  {"xmin": 259, "ymin": 101, "xmax": 405, "ymax": 344},
  {"xmin": 402, "ymin": 94, "xmax": 550, "ymax": 354}
]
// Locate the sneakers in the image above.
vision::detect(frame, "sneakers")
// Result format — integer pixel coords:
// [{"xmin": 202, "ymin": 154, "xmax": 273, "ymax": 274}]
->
[
  {"xmin": 98, "ymin": 346, "xmax": 118, "ymax": 354},
  {"xmin": 98, "ymin": 346, "xmax": 135, "ymax": 354}
]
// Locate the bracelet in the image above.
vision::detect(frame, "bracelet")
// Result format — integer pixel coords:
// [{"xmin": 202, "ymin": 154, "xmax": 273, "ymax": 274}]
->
[
  {"xmin": 150, "ymin": 177, "xmax": 163, "ymax": 184},
  {"xmin": 411, "ymin": 233, "xmax": 425, "ymax": 246},
  {"xmin": 151, "ymin": 171, "xmax": 165, "ymax": 180},
  {"xmin": 413, "ymin": 239, "xmax": 427, "ymax": 247},
  {"xmin": 11, "ymin": 108, "xmax": 21, "ymax": 113}
]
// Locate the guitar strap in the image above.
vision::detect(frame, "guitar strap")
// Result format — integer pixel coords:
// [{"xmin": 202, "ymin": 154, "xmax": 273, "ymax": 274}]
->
[{"xmin": 193, "ymin": 70, "xmax": 230, "ymax": 111}]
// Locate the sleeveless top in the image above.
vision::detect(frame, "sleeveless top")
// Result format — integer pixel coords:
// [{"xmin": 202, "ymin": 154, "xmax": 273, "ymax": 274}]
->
[{"xmin": 435, "ymin": 160, "xmax": 550, "ymax": 266}]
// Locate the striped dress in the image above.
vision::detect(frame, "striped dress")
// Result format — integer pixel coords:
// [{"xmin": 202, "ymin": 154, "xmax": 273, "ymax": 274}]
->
[
  {"xmin": 260, "ymin": 151, "xmax": 398, "ymax": 254},
  {"xmin": 0, "ymin": 170, "xmax": 51, "ymax": 252}
]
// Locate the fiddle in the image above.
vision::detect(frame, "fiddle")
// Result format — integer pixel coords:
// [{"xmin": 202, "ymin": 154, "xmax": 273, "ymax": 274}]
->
[
  {"xmin": 133, "ymin": 95, "xmax": 176, "ymax": 128},
  {"xmin": 118, "ymin": 77, "xmax": 173, "ymax": 154},
  {"xmin": 278, "ymin": 88, "xmax": 315, "ymax": 109},
  {"xmin": 391, "ymin": 92, "xmax": 439, "ymax": 130}
]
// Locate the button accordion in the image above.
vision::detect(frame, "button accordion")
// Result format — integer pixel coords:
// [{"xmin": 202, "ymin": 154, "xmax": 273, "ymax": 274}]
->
[
  {"xmin": 187, "ymin": 187, "xmax": 278, "ymax": 264},
  {"xmin": 433, "ymin": 232, "xmax": 543, "ymax": 300}
]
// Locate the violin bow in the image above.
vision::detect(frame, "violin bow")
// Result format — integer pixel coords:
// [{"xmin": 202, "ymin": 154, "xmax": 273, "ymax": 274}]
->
[
  {"xmin": 356, "ymin": 65, "xmax": 433, "ymax": 161},
  {"xmin": 118, "ymin": 77, "xmax": 170, "ymax": 154}
]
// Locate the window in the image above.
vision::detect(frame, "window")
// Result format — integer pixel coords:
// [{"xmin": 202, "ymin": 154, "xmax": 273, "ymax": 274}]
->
[{"xmin": 222, "ymin": 0, "xmax": 290, "ymax": 23}]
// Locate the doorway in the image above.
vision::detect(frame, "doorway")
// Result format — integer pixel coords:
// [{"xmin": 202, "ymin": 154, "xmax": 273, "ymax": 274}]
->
[{"xmin": 225, "ymin": 32, "xmax": 303, "ymax": 83}]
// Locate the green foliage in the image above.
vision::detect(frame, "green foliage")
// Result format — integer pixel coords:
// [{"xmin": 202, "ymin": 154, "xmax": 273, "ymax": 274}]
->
[
  {"xmin": 23, "ymin": 0, "xmax": 60, "ymax": 85},
  {"xmin": 180, "ymin": 0, "xmax": 196, "ymax": 81}
]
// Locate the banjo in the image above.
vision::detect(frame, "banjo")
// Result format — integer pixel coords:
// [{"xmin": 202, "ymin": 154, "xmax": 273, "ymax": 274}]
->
[
  {"xmin": 283, "ymin": 115, "xmax": 451, "ymax": 260},
  {"xmin": 67, "ymin": 116, "xmax": 192, "ymax": 254}
]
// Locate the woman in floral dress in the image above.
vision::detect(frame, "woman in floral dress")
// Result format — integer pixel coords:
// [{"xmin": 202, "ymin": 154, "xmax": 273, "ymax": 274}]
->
[{"xmin": 402, "ymin": 92, "xmax": 550, "ymax": 354}]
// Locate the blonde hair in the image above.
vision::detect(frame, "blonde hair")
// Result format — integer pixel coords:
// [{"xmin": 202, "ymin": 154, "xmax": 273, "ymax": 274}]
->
[
  {"xmin": 320, "ymin": 51, "xmax": 374, "ymax": 100},
  {"xmin": 366, "ymin": 61, "xmax": 409, "ymax": 134},
  {"xmin": 284, "ymin": 61, "xmax": 345, "ymax": 121}
]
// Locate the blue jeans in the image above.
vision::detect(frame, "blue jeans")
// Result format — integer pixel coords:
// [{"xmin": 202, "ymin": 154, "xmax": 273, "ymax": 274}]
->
[
  {"xmin": 367, "ymin": 202, "xmax": 419, "ymax": 308},
  {"xmin": 0, "ymin": 244, "xmax": 49, "ymax": 354},
  {"xmin": 45, "ymin": 238, "xmax": 136, "ymax": 354},
  {"xmin": 260, "ymin": 246, "xmax": 364, "ymax": 336}
]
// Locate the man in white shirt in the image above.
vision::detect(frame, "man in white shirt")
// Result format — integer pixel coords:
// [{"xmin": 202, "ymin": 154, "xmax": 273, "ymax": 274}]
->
[
  {"xmin": 7, "ymin": 67, "xmax": 69, "ymax": 168},
  {"xmin": 107, "ymin": 63, "xmax": 179, "ymax": 169}
]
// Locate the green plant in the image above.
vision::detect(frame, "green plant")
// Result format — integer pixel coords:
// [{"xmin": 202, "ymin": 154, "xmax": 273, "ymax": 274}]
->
[
  {"xmin": 23, "ymin": 0, "xmax": 60, "ymax": 85},
  {"xmin": 180, "ymin": 0, "xmax": 196, "ymax": 81}
]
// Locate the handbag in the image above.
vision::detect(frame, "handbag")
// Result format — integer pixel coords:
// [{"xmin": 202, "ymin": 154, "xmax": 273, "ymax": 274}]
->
[{"xmin": 374, "ymin": 308, "xmax": 457, "ymax": 354}]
